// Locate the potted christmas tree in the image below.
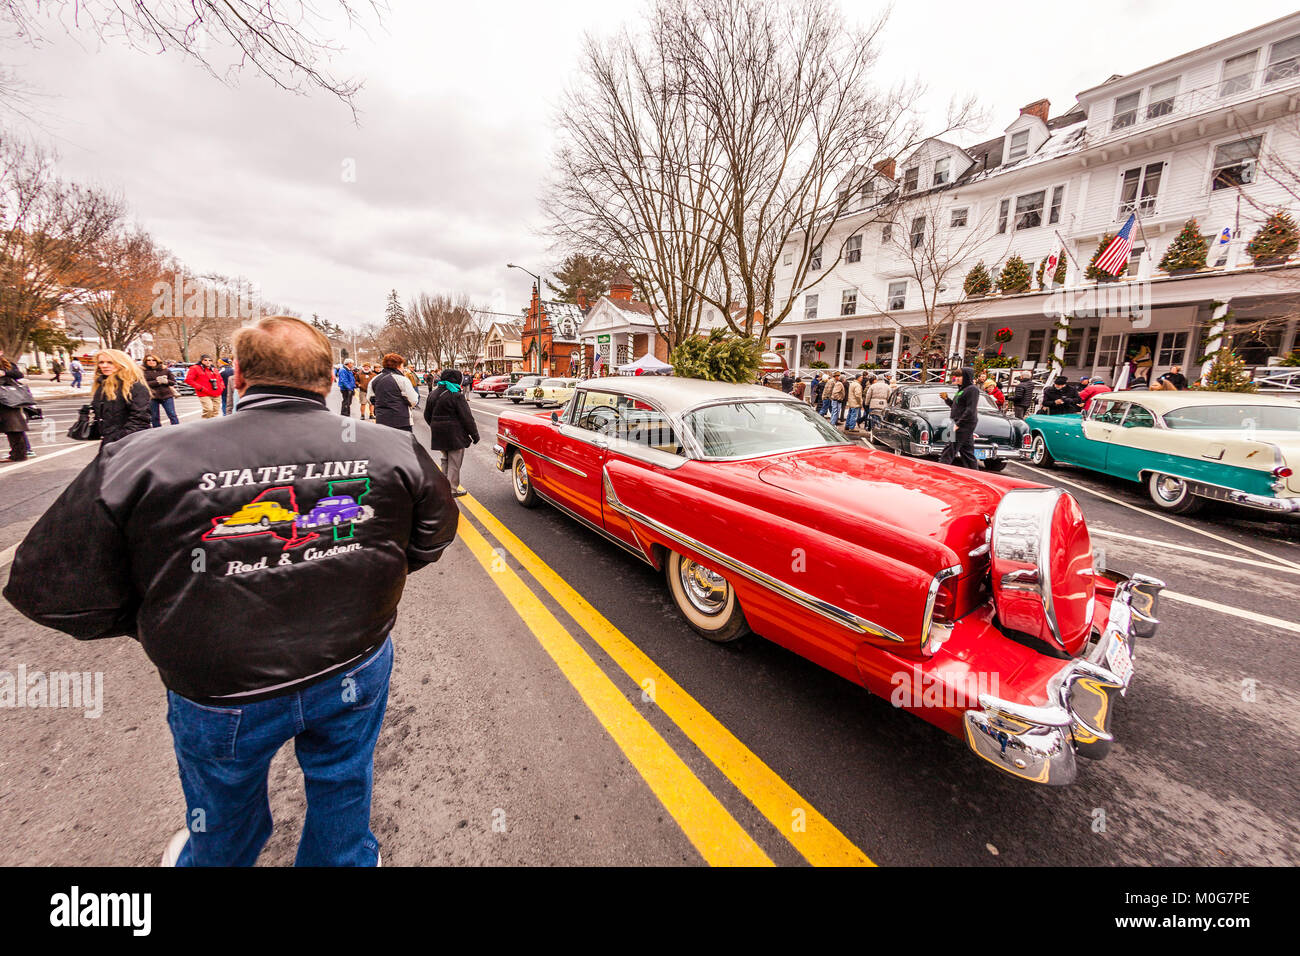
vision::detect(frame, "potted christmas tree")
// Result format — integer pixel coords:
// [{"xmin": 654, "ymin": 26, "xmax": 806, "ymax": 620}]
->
[
  {"xmin": 963, "ymin": 261, "xmax": 992, "ymax": 298},
  {"xmin": 1245, "ymin": 210, "xmax": 1299, "ymax": 267},
  {"xmin": 1086, "ymin": 233, "xmax": 1119, "ymax": 281},
  {"xmin": 1196, "ymin": 349, "xmax": 1259, "ymax": 392},
  {"xmin": 997, "ymin": 254, "xmax": 1032, "ymax": 294},
  {"xmin": 1158, "ymin": 219, "xmax": 1208, "ymax": 275}
]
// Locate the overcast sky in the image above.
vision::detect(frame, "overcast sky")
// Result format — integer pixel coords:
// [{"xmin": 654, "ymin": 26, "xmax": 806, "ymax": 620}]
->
[{"xmin": 6, "ymin": 0, "xmax": 1298, "ymax": 331}]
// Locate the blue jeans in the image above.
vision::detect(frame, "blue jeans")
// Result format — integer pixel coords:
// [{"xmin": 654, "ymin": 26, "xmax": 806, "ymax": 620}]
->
[
  {"xmin": 167, "ymin": 636, "xmax": 393, "ymax": 867},
  {"xmin": 830, "ymin": 400, "xmax": 843, "ymax": 424},
  {"xmin": 150, "ymin": 397, "xmax": 179, "ymax": 427},
  {"xmin": 71, "ymin": 370, "xmax": 82, "ymax": 388},
  {"xmin": 846, "ymin": 406, "xmax": 860, "ymax": 430}
]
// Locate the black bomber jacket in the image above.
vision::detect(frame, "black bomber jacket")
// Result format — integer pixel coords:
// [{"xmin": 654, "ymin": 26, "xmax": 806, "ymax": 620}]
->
[{"xmin": 4, "ymin": 386, "xmax": 459, "ymax": 703}]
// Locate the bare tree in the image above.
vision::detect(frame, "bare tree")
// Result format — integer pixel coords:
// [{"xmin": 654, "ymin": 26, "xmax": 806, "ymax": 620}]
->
[
  {"xmin": 82, "ymin": 225, "xmax": 170, "ymax": 350},
  {"xmin": 2, "ymin": 1, "xmax": 385, "ymax": 117},
  {"xmin": 0, "ymin": 133, "xmax": 124, "ymax": 355},
  {"xmin": 387, "ymin": 292, "xmax": 473, "ymax": 369},
  {"xmin": 859, "ymin": 188, "xmax": 1005, "ymax": 380},
  {"xmin": 547, "ymin": 20, "xmax": 728, "ymax": 349}
]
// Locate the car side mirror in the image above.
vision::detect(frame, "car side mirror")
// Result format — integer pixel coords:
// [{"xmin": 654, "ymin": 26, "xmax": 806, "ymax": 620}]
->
[{"xmin": 550, "ymin": 411, "xmax": 559, "ymax": 425}]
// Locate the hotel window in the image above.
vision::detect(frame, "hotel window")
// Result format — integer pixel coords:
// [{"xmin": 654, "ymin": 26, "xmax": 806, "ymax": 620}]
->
[
  {"xmin": 804, "ymin": 294, "xmax": 818, "ymax": 320},
  {"xmin": 964, "ymin": 328, "xmax": 981, "ymax": 356},
  {"xmin": 910, "ymin": 216, "xmax": 926, "ymax": 249},
  {"xmin": 903, "ymin": 167, "xmax": 919, "ymax": 192},
  {"xmin": 861, "ymin": 181, "xmax": 875, "ymax": 205},
  {"xmin": 810, "ymin": 242, "xmax": 823, "ymax": 270},
  {"xmin": 933, "ymin": 157, "xmax": 951, "ymax": 186},
  {"xmin": 841, "ymin": 289, "xmax": 857, "ymax": 315},
  {"xmin": 1211, "ymin": 136, "xmax": 1262, "ymax": 190},
  {"xmin": 1112, "ymin": 91, "xmax": 1140, "ymax": 131},
  {"xmin": 1008, "ymin": 129, "xmax": 1029, "ymax": 161},
  {"xmin": 1048, "ymin": 185, "xmax": 1065, "ymax": 225},
  {"xmin": 1158, "ymin": 331, "xmax": 1189, "ymax": 366},
  {"xmin": 881, "ymin": 223, "xmax": 893, "ymax": 243},
  {"xmin": 1062, "ymin": 327, "xmax": 1092, "ymax": 368},
  {"xmin": 1125, "ymin": 247, "xmax": 1144, "ymax": 277},
  {"xmin": 1119, "ymin": 162, "xmax": 1162, "ymax": 215},
  {"xmin": 846, "ymin": 233, "xmax": 862, "ymax": 263},
  {"xmin": 1266, "ymin": 35, "xmax": 1300, "ymax": 82},
  {"xmin": 783, "ymin": 251, "xmax": 793, "ymax": 266},
  {"xmin": 1025, "ymin": 329, "xmax": 1048, "ymax": 364},
  {"xmin": 1095, "ymin": 334, "xmax": 1122, "ymax": 369},
  {"xmin": 887, "ymin": 281, "xmax": 907, "ymax": 311},
  {"xmin": 1220, "ymin": 50, "xmax": 1257, "ymax": 97},
  {"xmin": 1146, "ymin": 77, "xmax": 1178, "ymax": 119},
  {"xmin": 997, "ymin": 198, "xmax": 1010, "ymax": 234},
  {"xmin": 877, "ymin": 332, "xmax": 894, "ymax": 360},
  {"xmin": 950, "ymin": 207, "xmax": 968, "ymax": 228},
  {"xmin": 1015, "ymin": 190, "xmax": 1045, "ymax": 230}
]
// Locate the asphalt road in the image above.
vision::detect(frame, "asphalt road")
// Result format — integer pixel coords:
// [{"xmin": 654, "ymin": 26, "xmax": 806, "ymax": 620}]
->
[{"xmin": 1, "ymin": 389, "xmax": 1297, "ymax": 866}]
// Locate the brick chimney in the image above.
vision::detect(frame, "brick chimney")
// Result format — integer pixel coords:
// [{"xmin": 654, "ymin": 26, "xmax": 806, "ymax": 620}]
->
[
  {"xmin": 1019, "ymin": 99, "xmax": 1050, "ymax": 124},
  {"xmin": 873, "ymin": 158, "xmax": 896, "ymax": 181},
  {"xmin": 610, "ymin": 265, "xmax": 634, "ymax": 303},
  {"xmin": 576, "ymin": 290, "xmax": 589, "ymax": 309}
]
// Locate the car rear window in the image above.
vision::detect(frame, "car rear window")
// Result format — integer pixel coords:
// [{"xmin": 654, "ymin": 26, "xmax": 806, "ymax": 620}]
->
[{"xmin": 1163, "ymin": 405, "xmax": 1300, "ymax": 430}]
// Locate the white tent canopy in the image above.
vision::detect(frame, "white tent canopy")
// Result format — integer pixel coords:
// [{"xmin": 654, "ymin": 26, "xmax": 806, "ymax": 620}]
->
[{"xmin": 616, "ymin": 353, "xmax": 673, "ymax": 375}]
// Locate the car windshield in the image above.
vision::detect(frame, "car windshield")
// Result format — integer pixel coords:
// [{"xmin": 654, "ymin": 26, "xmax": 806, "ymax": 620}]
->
[
  {"xmin": 514, "ymin": 377, "xmax": 542, "ymax": 387},
  {"xmin": 683, "ymin": 400, "xmax": 849, "ymax": 458},
  {"xmin": 1163, "ymin": 404, "xmax": 1300, "ymax": 431},
  {"xmin": 908, "ymin": 387, "xmax": 998, "ymax": 411}
]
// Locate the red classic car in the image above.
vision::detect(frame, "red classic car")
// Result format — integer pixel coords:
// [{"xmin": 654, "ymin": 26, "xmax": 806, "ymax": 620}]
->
[
  {"xmin": 474, "ymin": 375, "xmax": 512, "ymax": 398},
  {"xmin": 494, "ymin": 377, "xmax": 1164, "ymax": 786}
]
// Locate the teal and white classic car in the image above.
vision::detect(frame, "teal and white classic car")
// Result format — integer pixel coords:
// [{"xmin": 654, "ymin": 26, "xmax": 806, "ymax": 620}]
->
[{"xmin": 1025, "ymin": 391, "xmax": 1300, "ymax": 515}]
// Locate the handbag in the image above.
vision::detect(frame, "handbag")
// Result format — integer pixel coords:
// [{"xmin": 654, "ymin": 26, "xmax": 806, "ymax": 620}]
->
[
  {"xmin": 0, "ymin": 382, "xmax": 36, "ymax": 408},
  {"xmin": 67, "ymin": 404, "xmax": 101, "ymax": 441}
]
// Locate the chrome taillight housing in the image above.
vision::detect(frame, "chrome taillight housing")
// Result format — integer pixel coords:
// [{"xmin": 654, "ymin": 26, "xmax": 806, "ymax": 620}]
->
[{"xmin": 990, "ymin": 488, "xmax": 1095, "ymax": 655}]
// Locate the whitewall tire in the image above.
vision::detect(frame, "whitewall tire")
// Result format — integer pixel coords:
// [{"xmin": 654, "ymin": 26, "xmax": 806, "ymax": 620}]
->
[{"xmin": 664, "ymin": 550, "xmax": 749, "ymax": 643}]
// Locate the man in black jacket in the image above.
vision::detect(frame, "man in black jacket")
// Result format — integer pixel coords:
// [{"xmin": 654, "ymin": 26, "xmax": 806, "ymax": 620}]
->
[
  {"xmin": 938, "ymin": 366, "xmax": 981, "ymax": 469},
  {"xmin": 1010, "ymin": 371, "xmax": 1036, "ymax": 419},
  {"xmin": 4, "ymin": 315, "xmax": 458, "ymax": 867}
]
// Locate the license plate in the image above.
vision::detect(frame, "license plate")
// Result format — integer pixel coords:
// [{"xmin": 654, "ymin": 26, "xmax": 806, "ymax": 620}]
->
[
  {"xmin": 974, "ymin": 448, "xmax": 989, "ymax": 460},
  {"xmin": 1106, "ymin": 634, "xmax": 1134, "ymax": 686}
]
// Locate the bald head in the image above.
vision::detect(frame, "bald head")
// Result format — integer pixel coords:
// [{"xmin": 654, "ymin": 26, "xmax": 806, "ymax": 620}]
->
[{"xmin": 232, "ymin": 315, "xmax": 333, "ymax": 395}]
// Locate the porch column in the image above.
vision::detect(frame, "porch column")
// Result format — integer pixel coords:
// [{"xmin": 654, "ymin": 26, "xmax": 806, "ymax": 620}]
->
[
  {"xmin": 890, "ymin": 333, "xmax": 901, "ymax": 372},
  {"xmin": 794, "ymin": 333, "xmax": 803, "ymax": 373},
  {"xmin": 1048, "ymin": 313, "xmax": 1071, "ymax": 386},
  {"xmin": 1200, "ymin": 299, "xmax": 1231, "ymax": 385},
  {"xmin": 839, "ymin": 329, "xmax": 847, "ymax": 368}
]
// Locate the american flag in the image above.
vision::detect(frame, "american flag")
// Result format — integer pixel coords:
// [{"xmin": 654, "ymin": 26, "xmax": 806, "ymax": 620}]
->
[{"xmin": 1095, "ymin": 213, "xmax": 1137, "ymax": 276}]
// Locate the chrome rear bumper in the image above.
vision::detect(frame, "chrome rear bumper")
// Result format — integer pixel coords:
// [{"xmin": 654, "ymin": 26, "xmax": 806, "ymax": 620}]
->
[{"xmin": 962, "ymin": 572, "xmax": 1164, "ymax": 785}]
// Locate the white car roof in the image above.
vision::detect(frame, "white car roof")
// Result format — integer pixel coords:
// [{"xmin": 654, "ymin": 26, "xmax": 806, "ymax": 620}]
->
[
  {"xmin": 577, "ymin": 375, "xmax": 798, "ymax": 416},
  {"xmin": 1093, "ymin": 390, "xmax": 1300, "ymax": 410}
]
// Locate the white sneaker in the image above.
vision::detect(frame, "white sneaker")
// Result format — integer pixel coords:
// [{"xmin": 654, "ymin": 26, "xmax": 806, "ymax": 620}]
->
[{"xmin": 160, "ymin": 828, "xmax": 189, "ymax": 867}]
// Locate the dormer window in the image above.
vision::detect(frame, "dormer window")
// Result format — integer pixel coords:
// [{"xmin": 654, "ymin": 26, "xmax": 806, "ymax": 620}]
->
[
  {"xmin": 1112, "ymin": 92, "xmax": 1140, "ymax": 131},
  {"xmin": 932, "ymin": 157, "xmax": 951, "ymax": 186},
  {"xmin": 1007, "ymin": 130, "xmax": 1029, "ymax": 161},
  {"xmin": 1146, "ymin": 78, "xmax": 1178, "ymax": 119},
  {"xmin": 1220, "ymin": 50, "xmax": 1257, "ymax": 97},
  {"xmin": 1266, "ymin": 35, "xmax": 1300, "ymax": 82},
  {"xmin": 903, "ymin": 167, "xmax": 919, "ymax": 192}
]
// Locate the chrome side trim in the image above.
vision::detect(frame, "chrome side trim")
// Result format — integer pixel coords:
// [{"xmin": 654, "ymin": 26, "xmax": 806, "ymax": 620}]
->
[
  {"xmin": 532, "ymin": 486, "xmax": 654, "ymax": 566},
  {"xmin": 601, "ymin": 468, "xmax": 656, "ymax": 565},
  {"xmin": 920, "ymin": 564, "xmax": 963, "ymax": 654},
  {"xmin": 513, "ymin": 441, "xmax": 587, "ymax": 478},
  {"xmin": 603, "ymin": 487, "xmax": 904, "ymax": 643}
]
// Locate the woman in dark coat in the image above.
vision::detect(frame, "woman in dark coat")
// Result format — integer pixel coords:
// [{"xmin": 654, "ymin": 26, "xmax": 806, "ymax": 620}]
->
[
  {"xmin": 142, "ymin": 354, "xmax": 181, "ymax": 427},
  {"xmin": 0, "ymin": 350, "xmax": 31, "ymax": 462},
  {"xmin": 91, "ymin": 349, "xmax": 152, "ymax": 445},
  {"xmin": 422, "ymin": 369, "xmax": 479, "ymax": 496}
]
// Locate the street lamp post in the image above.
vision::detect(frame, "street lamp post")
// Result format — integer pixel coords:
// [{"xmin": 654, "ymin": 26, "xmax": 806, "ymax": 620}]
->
[{"xmin": 507, "ymin": 263, "xmax": 548, "ymax": 374}]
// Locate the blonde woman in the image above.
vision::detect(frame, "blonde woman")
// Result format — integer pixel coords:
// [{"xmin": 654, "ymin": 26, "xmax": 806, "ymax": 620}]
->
[{"xmin": 91, "ymin": 350, "xmax": 152, "ymax": 444}]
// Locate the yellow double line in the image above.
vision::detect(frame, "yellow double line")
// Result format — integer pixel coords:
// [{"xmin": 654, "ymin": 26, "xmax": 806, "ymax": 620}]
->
[{"xmin": 456, "ymin": 493, "xmax": 873, "ymax": 867}]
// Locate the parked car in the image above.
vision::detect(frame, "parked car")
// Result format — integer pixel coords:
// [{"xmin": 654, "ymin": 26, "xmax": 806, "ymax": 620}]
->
[
  {"xmin": 1026, "ymin": 390, "xmax": 1300, "ymax": 515},
  {"xmin": 504, "ymin": 375, "xmax": 544, "ymax": 404},
  {"xmin": 531, "ymin": 377, "xmax": 580, "ymax": 407},
  {"xmin": 294, "ymin": 495, "xmax": 364, "ymax": 530},
  {"xmin": 494, "ymin": 376, "xmax": 1164, "ymax": 786},
  {"xmin": 169, "ymin": 364, "xmax": 195, "ymax": 396},
  {"xmin": 473, "ymin": 375, "xmax": 512, "ymax": 398},
  {"xmin": 870, "ymin": 384, "xmax": 1029, "ymax": 471}
]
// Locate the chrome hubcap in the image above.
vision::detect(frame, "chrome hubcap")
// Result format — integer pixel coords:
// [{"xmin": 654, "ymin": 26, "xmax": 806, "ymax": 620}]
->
[
  {"xmin": 1155, "ymin": 475, "xmax": 1185, "ymax": 502},
  {"xmin": 679, "ymin": 558, "xmax": 728, "ymax": 615},
  {"xmin": 1032, "ymin": 437, "xmax": 1046, "ymax": 462},
  {"xmin": 513, "ymin": 457, "xmax": 529, "ymax": 497}
]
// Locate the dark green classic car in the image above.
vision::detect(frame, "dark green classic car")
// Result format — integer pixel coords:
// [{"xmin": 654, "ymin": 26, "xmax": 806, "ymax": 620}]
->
[{"xmin": 869, "ymin": 385, "xmax": 1030, "ymax": 471}]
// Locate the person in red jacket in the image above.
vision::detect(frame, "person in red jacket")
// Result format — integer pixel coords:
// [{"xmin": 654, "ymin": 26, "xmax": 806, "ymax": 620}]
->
[{"xmin": 185, "ymin": 354, "xmax": 225, "ymax": 419}]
